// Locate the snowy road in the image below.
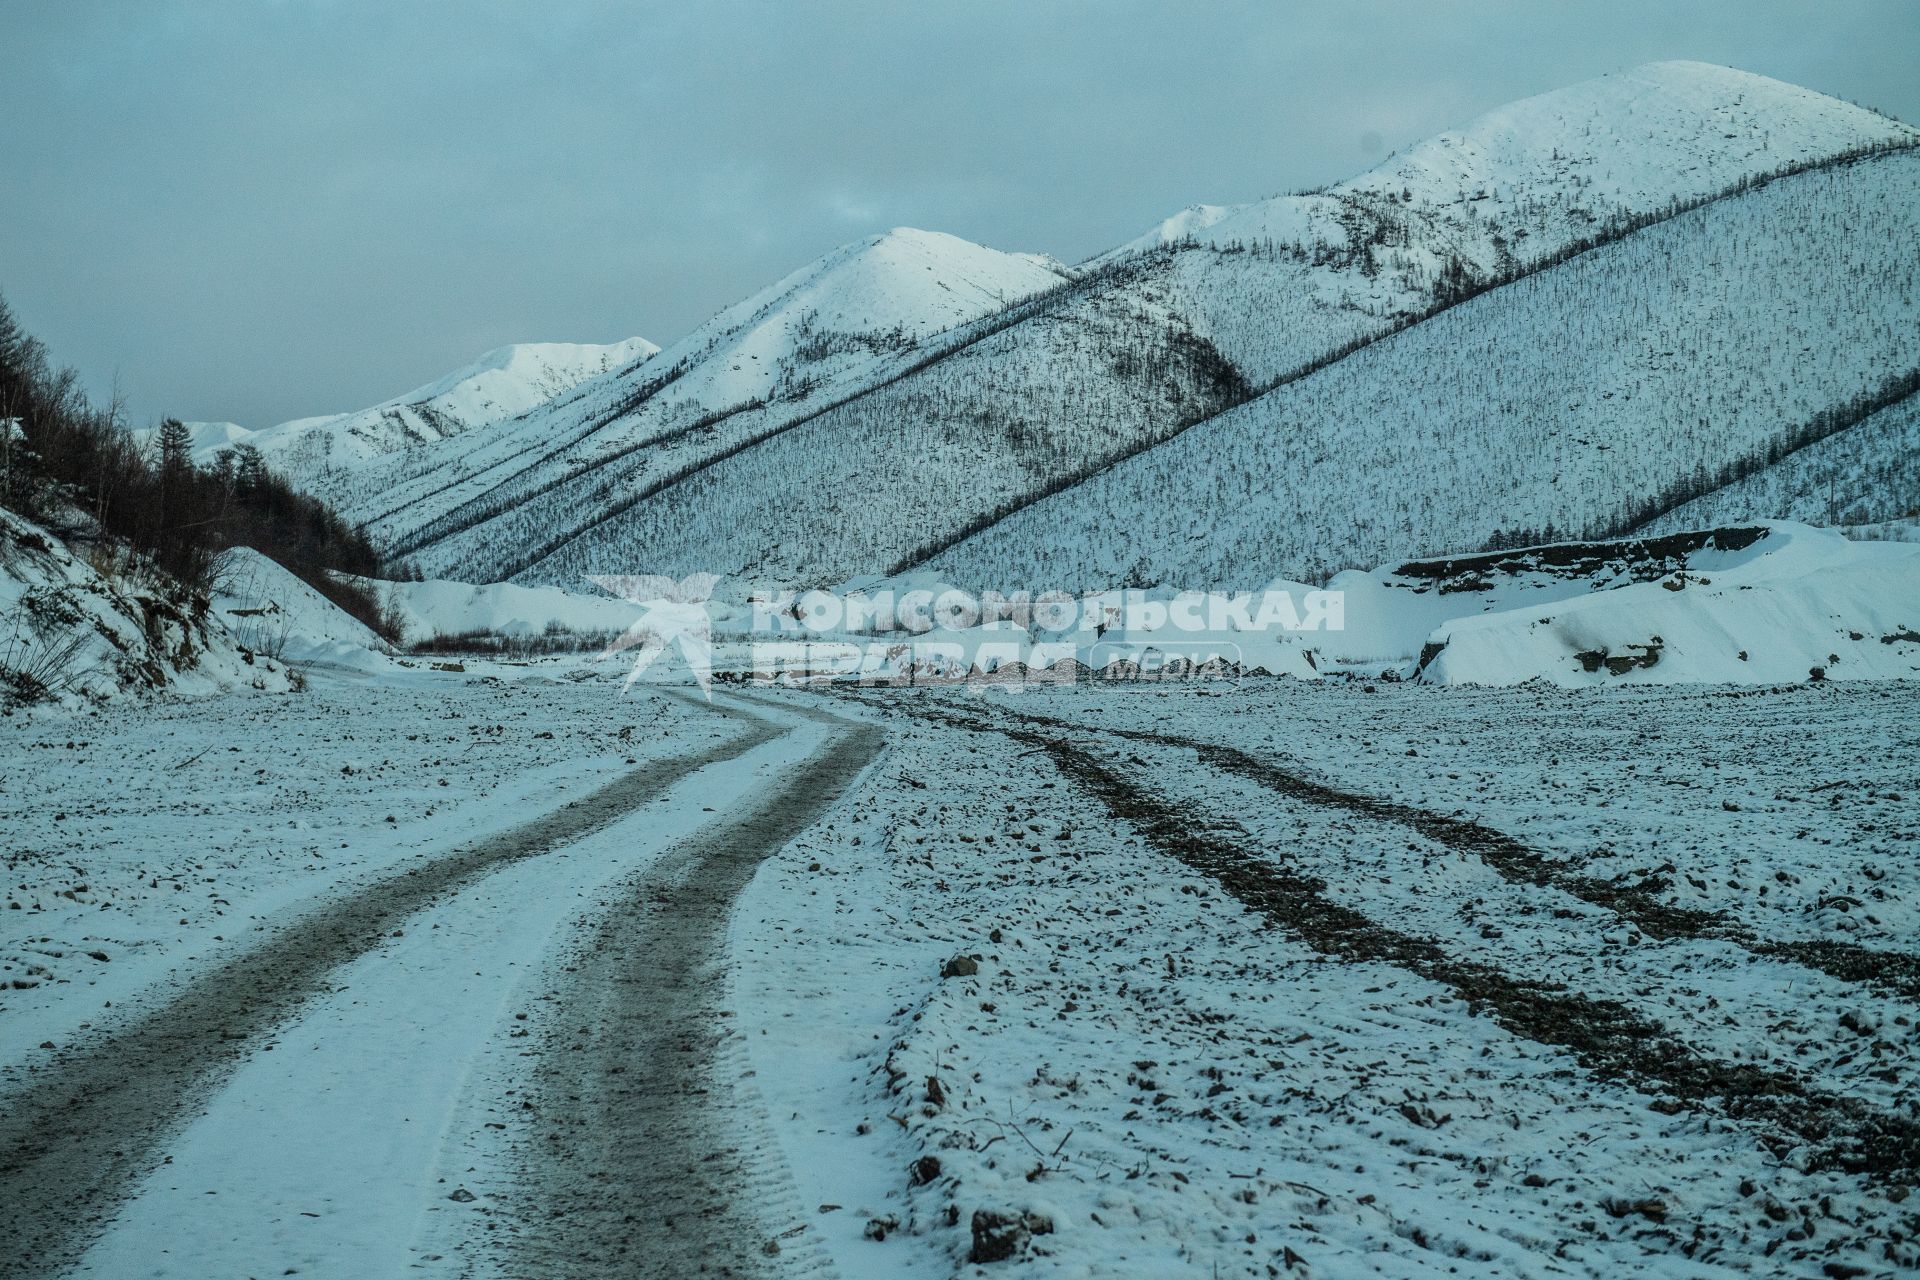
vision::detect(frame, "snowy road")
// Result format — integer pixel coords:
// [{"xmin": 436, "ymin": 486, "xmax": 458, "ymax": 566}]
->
[
  {"xmin": 0, "ymin": 687, "xmax": 882, "ymax": 1279},
  {"xmin": 491, "ymin": 694, "xmax": 883, "ymax": 1277},
  {"xmin": 4, "ymin": 673, "xmax": 1915, "ymax": 1278}
]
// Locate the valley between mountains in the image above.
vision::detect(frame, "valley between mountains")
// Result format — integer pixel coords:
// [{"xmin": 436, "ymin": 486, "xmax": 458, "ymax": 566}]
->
[{"xmin": 5, "ymin": 54, "xmax": 1919, "ymax": 1280}]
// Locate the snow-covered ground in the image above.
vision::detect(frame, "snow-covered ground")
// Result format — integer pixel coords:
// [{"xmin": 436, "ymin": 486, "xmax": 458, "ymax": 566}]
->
[
  {"xmin": 6, "ymin": 658, "xmax": 1914, "ymax": 1279},
  {"xmin": 57, "ymin": 689, "xmax": 848, "ymax": 1279},
  {"xmin": 731, "ymin": 678, "xmax": 1920, "ymax": 1278},
  {"xmin": 0, "ymin": 668, "xmax": 713, "ymax": 1061}
]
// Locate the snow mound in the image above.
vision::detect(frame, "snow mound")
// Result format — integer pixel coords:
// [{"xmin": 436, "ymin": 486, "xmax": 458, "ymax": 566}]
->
[
  {"xmin": 1412, "ymin": 524, "xmax": 1920, "ymax": 685},
  {"xmin": 0, "ymin": 510, "xmax": 297, "ymax": 709},
  {"xmin": 212, "ymin": 548, "xmax": 394, "ymax": 673},
  {"xmin": 372, "ymin": 575, "xmax": 643, "ymax": 648}
]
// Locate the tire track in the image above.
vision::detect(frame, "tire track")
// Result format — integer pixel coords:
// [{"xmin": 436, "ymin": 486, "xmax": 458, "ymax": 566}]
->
[
  {"xmin": 996, "ymin": 702, "xmax": 1920, "ymax": 1002},
  {"xmin": 0, "ymin": 696, "xmax": 777, "ymax": 1280},
  {"xmin": 870, "ymin": 693, "xmax": 1920, "ymax": 1182},
  {"xmin": 496, "ymin": 697, "xmax": 884, "ymax": 1278}
]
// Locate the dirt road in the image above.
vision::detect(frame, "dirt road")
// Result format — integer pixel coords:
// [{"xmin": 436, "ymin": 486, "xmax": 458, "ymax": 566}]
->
[
  {"xmin": 0, "ymin": 696, "xmax": 784, "ymax": 1279},
  {"xmin": 493, "ymin": 696, "xmax": 884, "ymax": 1277}
]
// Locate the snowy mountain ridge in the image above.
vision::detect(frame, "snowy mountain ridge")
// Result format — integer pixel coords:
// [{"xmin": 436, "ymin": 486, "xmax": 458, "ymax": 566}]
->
[
  {"xmin": 919, "ymin": 148, "xmax": 1920, "ymax": 591},
  {"xmin": 434, "ymin": 63, "xmax": 1914, "ymax": 592},
  {"xmin": 186, "ymin": 61, "xmax": 1920, "ymax": 598},
  {"xmin": 353, "ymin": 227, "xmax": 1072, "ymax": 566},
  {"xmin": 181, "ymin": 336, "xmax": 660, "ymax": 509},
  {"xmin": 1113, "ymin": 61, "xmax": 1915, "ymax": 262}
]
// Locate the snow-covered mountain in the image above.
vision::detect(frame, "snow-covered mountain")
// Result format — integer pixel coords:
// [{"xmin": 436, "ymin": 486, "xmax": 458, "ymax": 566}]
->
[
  {"xmin": 351, "ymin": 228, "xmax": 1071, "ymax": 574},
  {"xmin": 922, "ymin": 147, "xmax": 1920, "ymax": 590},
  {"xmin": 1086, "ymin": 60, "xmax": 1917, "ymax": 388},
  {"xmin": 279, "ymin": 61, "xmax": 1915, "ymax": 595},
  {"xmin": 172, "ymin": 420, "xmax": 258, "ymax": 454},
  {"xmin": 1638, "ymin": 386, "xmax": 1920, "ymax": 536},
  {"xmin": 188, "ymin": 337, "xmax": 659, "ymax": 508}
]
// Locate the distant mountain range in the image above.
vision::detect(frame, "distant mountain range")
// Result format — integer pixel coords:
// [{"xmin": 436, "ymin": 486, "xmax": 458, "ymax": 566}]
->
[
  {"xmin": 179, "ymin": 337, "xmax": 658, "ymax": 504},
  {"xmin": 192, "ymin": 61, "xmax": 1920, "ymax": 593}
]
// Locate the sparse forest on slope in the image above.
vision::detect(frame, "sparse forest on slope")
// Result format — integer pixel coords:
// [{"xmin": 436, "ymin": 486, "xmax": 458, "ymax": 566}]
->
[
  {"xmin": 0, "ymin": 294, "xmax": 394, "ymax": 637},
  {"xmin": 919, "ymin": 150, "xmax": 1920, "ymax": 591},
  {"xmin": 1636, "ymin": 390, "xmax": 1920, "ymax": 535},
  {"xmin": 1099, "ymin": 61, "xmax": 1920, "ymax": 385},
  {"xmin": 425, "ymin": 61, "xmax": 1912, "ymax": 590},
  {"xmin": 505, "ymin": 283, "xmax": 1246, "ymax": 585},
  {"xmin": 359, "ymin": 229, "xmax": 1070, "ymax": 578}
]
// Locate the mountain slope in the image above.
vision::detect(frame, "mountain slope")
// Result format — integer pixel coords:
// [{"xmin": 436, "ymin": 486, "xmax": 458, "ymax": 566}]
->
[
  {"xmin": 345, "ymin": 62, "xmax": 1917, "ymax": 593},
  {"xmin": 481, "ymin": 65, "xmax": 1913, "ymax": 590},
  {"xmin": 352, "ymin": 228, "xmax": 1071, "ymax": 576},
  {"xmin": 1106, "ymin": 61, "xmax": 1918, "ymax": 385},
  {"xmin": 204, "ymin": 338, "xmax": 660, "ymax": 509},
  {"xmin": 1636, "ymin": 389, "xmax": 1920, "ymax": 535},
  {"xmin": 915, "ymin": 148, "xmax": 1920, "ymax": 591}
]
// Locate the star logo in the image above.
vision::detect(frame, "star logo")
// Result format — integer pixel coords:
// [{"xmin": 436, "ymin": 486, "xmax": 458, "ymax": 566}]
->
[{"xmin": 588, "ymin": 573, "xmax": 721, "ymax": 696}]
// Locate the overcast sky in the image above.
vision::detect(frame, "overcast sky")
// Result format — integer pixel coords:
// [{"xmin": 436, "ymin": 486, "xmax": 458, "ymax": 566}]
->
[{"xmin": 2, "ymin": 1, "xmax": 1914, "ymax": 427}]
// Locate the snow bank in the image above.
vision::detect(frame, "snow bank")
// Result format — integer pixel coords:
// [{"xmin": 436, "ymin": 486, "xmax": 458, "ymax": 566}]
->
[
  {"xmin": 0, "ymin": 510, "xmax": 296, "ymax": 709},
  {"xmin": 1416, "ymin": 524, "xmax": 1920, "ymax": 685},
  {"xmin": 373, "ymin": 575, "xmax": 641, "ymax": 647},
  {"xmin": 212, "ymin": 548, "xmax": 394, "ymax": 673}
]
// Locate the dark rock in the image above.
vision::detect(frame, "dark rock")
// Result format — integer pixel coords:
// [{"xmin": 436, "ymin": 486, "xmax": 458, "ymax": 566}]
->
[{"xmin": 969, "ymin": 1208, "xmax": 1054, "ymax": 1263}]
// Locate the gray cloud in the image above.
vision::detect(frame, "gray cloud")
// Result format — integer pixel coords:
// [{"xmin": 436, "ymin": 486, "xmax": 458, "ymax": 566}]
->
[{"xmin": 2, "ymin": 0, "xmax": 1914, "ymax": 427}]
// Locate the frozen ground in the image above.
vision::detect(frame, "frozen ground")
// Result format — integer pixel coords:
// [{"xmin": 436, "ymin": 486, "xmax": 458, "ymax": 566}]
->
[
  {"xmin": 733, "ymin": 678, "xmax": 1920, "ymax": 1278},
  {"xmin": 0, "ymin": 667, "xmax": 714, "ymax": 1060},
  {"xmin": 2, "ymin": 671, "xmax": 1916, "ymax": 1278}
]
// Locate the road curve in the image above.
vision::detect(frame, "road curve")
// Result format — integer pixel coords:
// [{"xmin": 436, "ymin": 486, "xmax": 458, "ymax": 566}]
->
[{"xmin": 0, "ymin": 696, "xmax": 778, "ymax": 1280}]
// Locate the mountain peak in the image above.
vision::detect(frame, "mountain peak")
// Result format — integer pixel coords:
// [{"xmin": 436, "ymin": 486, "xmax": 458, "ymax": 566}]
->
[
  {"xmin": 1108, "ymin": 62, "xmax": 1913, "ymax": 262},
  {"xmin": 661, "ymin": 225, "xmax": 1068, "ymax": 377},
  {"xmin": 1348, "ymin": 59, "xmax": 1915, "ymax": 206}
]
